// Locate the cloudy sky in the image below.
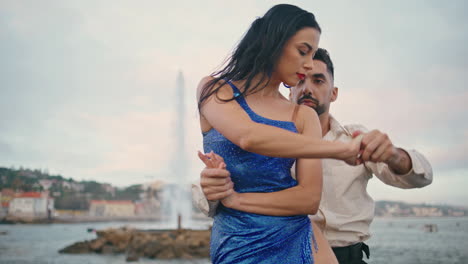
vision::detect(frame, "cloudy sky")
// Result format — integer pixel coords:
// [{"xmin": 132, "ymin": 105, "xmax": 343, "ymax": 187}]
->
[{"xmin": 1, "ymin": 0, "xmax": 467, "ymax": 206}]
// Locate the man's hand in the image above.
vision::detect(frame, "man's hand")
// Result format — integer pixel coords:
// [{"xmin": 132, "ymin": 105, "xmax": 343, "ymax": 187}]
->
[
  {"xmin": 359, "ymin": 130, "xmax": 398, "ymax": 163},
  {"xmin": 354, "ymin": 130, "xmax": 412, "ymax": 174},
  {"xmin": 198, "ymin": 151, "xmax": 235, "ymax": 201}
]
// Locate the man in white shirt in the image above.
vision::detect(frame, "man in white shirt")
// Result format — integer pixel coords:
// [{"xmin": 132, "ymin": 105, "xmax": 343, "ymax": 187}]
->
[{"xmin": 192, "ymin": 48, "xmax": 433, "ymax": 264}]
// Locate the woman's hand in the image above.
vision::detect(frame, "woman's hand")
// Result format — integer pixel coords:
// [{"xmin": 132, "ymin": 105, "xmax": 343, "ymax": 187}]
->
[
  {"xmin": 197, "ymin": 150, "xmax": 226, "ymax": 169},
  {"xmin": 336, "ymin": 134, "xmax": 364, "ymax": 166},
  {"xmin": 197, "ymin": 151, "xmax": 239, "ymax": 207}
]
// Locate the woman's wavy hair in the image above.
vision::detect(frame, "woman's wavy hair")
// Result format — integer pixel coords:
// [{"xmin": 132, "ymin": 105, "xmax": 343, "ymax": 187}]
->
[{"xmin": 198, "ymin": 4, "xmax": 321, "ymax": 110}]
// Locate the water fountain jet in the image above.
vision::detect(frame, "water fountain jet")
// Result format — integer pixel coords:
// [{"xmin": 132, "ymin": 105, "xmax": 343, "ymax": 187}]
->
[{"xmin": 160, "ymin": 71, "xmax": 192, "ymax": 229}]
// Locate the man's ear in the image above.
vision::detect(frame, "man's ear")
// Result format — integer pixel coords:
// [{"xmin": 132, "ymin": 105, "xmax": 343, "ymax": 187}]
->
[{"xmin": 330, "ymin": 86, "xmax": 338, "ymax": 102}]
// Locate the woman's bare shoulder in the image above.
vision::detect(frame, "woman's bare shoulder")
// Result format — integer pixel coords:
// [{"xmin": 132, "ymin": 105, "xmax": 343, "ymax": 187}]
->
[
  {"xmin": 196, "ymin": 76, "xmax": 234, "ymax": 101},
  {"xmin": 295, "ymin": 105, "xmax": 320, "ymax": 134},
  {"xmin": 196, "ymin": 76, "xmax": 214, "ymax": 99},
  {"xmin": 298, "ymin": 105, "xmax": 319, "ymax": 119}
]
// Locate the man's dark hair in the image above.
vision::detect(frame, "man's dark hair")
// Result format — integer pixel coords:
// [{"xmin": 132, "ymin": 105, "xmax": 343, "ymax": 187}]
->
[
  {"xmin": 198, "ymin": 4, "xmax": 321, "ymax": 110},
  {"xmin": 313, "ymin": 48, "xmax": 334, "ymax": 79}
]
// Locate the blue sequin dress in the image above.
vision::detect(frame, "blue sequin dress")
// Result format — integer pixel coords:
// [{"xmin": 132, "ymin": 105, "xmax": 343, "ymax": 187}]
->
[{"xmin": 203, "ymin": 80, "xmax": 316, "ymax": 264}]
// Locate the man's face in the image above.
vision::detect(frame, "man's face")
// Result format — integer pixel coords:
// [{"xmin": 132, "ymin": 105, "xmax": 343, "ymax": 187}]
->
[{"xmin": 290, "ymin": 60, "xmax": 337, "ymax": 116}]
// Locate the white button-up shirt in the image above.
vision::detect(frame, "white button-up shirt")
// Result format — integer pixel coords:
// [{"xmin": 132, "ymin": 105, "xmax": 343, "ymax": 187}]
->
[
  {"xmin": 191, "ymin": 116, "xmax": 433, "ymax": 247},
  {"xmin": 312, "ymin": 116, "xmax": 432, "ymax": 247}
]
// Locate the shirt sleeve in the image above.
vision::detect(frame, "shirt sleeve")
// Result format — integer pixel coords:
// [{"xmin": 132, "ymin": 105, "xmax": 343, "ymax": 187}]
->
[
  {"xmin": 364, "ymin": 149, "xmax": 433, "ymax": 189},
  {"xmin": 191, "ymin": 182, "xmax": 219, "ymax": 217},
  {"xmin": 345, "ymin": 124, "xmax": 433, "ymax": 189}
]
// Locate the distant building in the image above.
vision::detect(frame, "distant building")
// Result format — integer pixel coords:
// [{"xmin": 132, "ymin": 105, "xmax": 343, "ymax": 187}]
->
[
  {"xmin": 134, "ymin": 198, "xmax": 160, "ymax": 216},
  {"xmin": 8, "ymin": 192, "xmax": 54, "ymax": 219},
  {"xmin": 0, "ymin": 190, "xmax": 11, "ymax": 219},
  {"xmin": 143, "ymin": 180, "xmax": 165, "ymax": 191},
  {"xmin": 60, "ymin": 181, "xmax": 84, "ymax": 192},
  {"xmin": 89, "ymin": 200, "xmax": 135, "ymax": 217},
  {"xmin": 71, "ymin": 182, "xmax": 84, "ymax": 192},
  {"xmin": 135, "ymin": 201, "xmax": 146, "ymax": 216},
  {"xmin": 38, "ymin": 179, "xmax": 54, "ymax": 190},
  {"xmin": 1, "ymin": 189, "xmax": 15, "ymax": 208},
  {"xmin": 102, "ymin": 184, "xmax": 115, "ymax": 197},
  {"xmin": 412, "ymin": 207, "xmax": 443, "ymax": 217}
]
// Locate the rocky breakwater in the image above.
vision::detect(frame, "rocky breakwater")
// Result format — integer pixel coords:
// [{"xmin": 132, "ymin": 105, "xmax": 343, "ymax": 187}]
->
[{"xmin": 59, "ymin": 226, "xmax": 210, "ymax": 261}]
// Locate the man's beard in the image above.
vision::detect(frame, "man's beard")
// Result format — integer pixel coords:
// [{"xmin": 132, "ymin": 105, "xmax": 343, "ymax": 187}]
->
[{"xmin": 297, "ymin": 95, "xmax": 327, "ymax": 116}]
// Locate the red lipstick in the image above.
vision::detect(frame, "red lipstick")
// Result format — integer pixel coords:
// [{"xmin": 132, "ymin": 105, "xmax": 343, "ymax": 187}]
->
[{"xmin": 297, "ymin": 73, "xmax": 305, "ymax": 80}]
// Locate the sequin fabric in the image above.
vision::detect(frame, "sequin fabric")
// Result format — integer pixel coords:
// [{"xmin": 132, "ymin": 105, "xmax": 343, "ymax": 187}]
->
[{"xmin": 203, "ymin": 80, "xmax": 315, "ymax": 264}]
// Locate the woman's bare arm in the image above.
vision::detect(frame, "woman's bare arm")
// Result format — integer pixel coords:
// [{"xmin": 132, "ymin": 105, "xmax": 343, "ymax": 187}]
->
[{"xmin": 198, "ymin": 77, "xmax": 360, "ymax": 163}]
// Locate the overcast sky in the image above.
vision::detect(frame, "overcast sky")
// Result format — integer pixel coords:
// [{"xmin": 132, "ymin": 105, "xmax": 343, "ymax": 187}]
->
[{"xmin": 1, "ymin": 0, "xmax": 467, "ymax": 206}]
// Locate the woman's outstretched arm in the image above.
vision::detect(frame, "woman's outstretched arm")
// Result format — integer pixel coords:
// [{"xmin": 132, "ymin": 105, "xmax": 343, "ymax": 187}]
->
[{"xmin": 198, "ymin": 77, "xmax": 360, "ymax": 163}]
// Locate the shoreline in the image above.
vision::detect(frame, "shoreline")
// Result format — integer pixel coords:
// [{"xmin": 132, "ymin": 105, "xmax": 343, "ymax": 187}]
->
[
  {"xmin": 0, "ymin": 215, "xmax": 211, "ymax": 225},
  {"xmin": 2, "ymin": 215, "xmax": 467, "ymax": 225}
]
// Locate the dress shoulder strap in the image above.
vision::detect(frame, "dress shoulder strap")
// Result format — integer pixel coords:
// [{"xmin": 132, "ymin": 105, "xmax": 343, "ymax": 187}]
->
[
  {"xmin": 223, "ymin": 79, "xmax": 250, "ymax": 113},
  {"xmin": 224, "ymin": 79, "xmax": 242, "ymax": 97}
]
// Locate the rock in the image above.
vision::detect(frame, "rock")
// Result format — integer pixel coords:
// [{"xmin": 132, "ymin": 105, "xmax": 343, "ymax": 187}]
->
[
  {"xmin": 60, "ymin": 227, "xmax": 211, "ymax": 260},
  {"xmin": 141, "ymin": 240, "xmax": 163, "ymax": 258},
  {"xmin": 96, "ymin": 230, "xmax": 106, "ymax": 238},
  {"xmin": 101, "ymin": 228, "xmax": 133, "ymax": 246},
  {"xmin": 59, "ymin": 241, "xmax": 90, "ymax": 254},
  {"xmin": 89, "ymin": 237, "xmax": 106, "ymax": 251},
  {"xmin": 126, "ymin": 233, "xmax": 147, "ymax": 248},
  {"xmin": 101, "ymin": 245, "xmax": 115, "ymax": 254},
  {"xmin": 126, "ymin": 253, "xmax": 140, "ymax": 262},
  {"xmin": 157, "ymin": 246, "xmax": 176, "ymax": 259},
  {"xmin": 181, "ymin": 252, "xmax": 194, "ymax": 259}
]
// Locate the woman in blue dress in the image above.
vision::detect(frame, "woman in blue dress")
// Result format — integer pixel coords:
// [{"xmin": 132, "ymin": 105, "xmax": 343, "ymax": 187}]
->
[{"xmin": 197, "ymin": 4, "xmax": 361, "ymax": 263}]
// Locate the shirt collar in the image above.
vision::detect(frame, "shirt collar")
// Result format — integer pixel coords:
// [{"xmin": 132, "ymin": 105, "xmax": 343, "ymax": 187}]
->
[{"xmin": 324, "ymin": 115, "xmax": 351, "ymax": 140}]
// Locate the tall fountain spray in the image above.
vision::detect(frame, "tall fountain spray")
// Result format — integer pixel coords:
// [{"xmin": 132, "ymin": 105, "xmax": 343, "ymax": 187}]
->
[{"xmin": 160, "ymin": 71, "xmax": 192, "ymax": 228}]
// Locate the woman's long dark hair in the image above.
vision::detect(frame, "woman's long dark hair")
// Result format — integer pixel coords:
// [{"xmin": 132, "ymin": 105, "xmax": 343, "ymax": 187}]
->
[{"xmin": 198, "ymin": 4, "xmax": 321, "ymax": 110}]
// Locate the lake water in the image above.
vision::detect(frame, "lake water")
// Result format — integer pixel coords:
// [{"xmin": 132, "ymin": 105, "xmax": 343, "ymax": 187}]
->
[{"xmin": 0, "ymin": 217, "xmax": 467, "ymax": 264}]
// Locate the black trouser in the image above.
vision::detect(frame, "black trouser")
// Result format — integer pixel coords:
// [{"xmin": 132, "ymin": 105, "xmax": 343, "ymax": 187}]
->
[{"xmin": 332, "ymin": 242, "xmax": 370, "ymax": 264}]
